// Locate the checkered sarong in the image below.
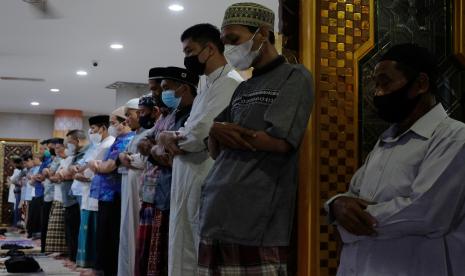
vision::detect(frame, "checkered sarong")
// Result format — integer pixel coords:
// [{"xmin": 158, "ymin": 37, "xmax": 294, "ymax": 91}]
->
[
  {"xmin": 146, "ymin": 209, "xmax": 169, "ymax": 276},
  {"xmin": 45, "ymin": 201, "xmax": 68, "ymax": 253},
  {"xmin": 198, "ymin": 239, "xmax": 289, "ymax": 276}
]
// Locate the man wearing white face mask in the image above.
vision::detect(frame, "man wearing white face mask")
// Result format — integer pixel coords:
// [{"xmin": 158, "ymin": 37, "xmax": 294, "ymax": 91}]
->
[
  {"xmin": 74, "ymin": 115, "xmax": 115, "ymax": 268},
  {"xmin": 89, "ymin": 108, "xmax": 134, "ymax": 276},
  {"xmin": 198, "ymin": 3, "xmax": 314, "ymax": 275},
  {"xmin": 157, "ymin": 24, "xmax": 242, "ymax": 276}
]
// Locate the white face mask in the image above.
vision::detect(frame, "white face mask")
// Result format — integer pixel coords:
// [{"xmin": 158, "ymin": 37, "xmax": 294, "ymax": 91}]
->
[
  {"xmin": 224, "ymin": 30, "xmax": 263, "ymax": 70},
  {"xmin": 88, "ymin": 129, "xmax": 102, "ymax": 145},
  {"xmin": 65, "ymin": 143, "xmax": 76, "ymax": 156},
  {"xmin": 108, "ymin": 125, "xmax": 118, "ymax": 137}
]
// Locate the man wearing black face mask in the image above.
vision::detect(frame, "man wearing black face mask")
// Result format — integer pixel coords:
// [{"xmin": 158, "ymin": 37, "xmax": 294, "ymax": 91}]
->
[
  {"xmin": 326, "ymin": 44, "xmax": 465, "ymax": 275},
  {"xmin": 157, "ymin": 24, "xmax": 243, "ymax": 276},
  {"xmin": 138, "ymin": 95, "xmax": 160, "ymax": 130}
]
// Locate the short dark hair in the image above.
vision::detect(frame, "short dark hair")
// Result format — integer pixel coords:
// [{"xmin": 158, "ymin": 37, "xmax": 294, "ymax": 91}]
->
[
  {"xmin": 21, "ymin": 152, "xmax": 33, "ymax": 162},
  {"xmin": 92, "ymin": 122, "xmax": 110, "ymax": 129},
  {"xmin": 381, "ymin": 43, "xmax": 438, "ymax": 94},
  {"xmin": 11, "ymin": 156, "xmax": 22, "ymax": 164},
  {"xmin": 40, "ymin": 139, "xmax": 50, "ymax": 145},
  {"xmin": 66, "ymin": 129, "xmax": 87, "ymax": 140},
  {"xmin": 181, "ymin": 23, "xmax": 225, "ymax": 53},
  {"xmin": 246, "ymin": 26, "xmax": 275, "ymax": 45}
]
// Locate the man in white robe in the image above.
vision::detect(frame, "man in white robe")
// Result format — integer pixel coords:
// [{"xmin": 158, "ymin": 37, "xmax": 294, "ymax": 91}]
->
[
  {"xmin": 158, "ymin": 23, "xmax": 243, "ymax": 276},
  {"xmin": 117, "ymin": 98, "xmax": 150, "ymax": 276}
]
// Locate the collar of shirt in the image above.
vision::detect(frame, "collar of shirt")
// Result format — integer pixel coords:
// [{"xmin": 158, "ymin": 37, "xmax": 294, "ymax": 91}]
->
[
  {"xmin": 252, "ymin": 55, "xmax": 286, "ymax": 78},
  {"xmin": 381, "ymin": 103, "xmax": 448, "ymax": 143},
  {"xmin": 206, "ymin": 63, "xmax": 232, "ymax": 86}
]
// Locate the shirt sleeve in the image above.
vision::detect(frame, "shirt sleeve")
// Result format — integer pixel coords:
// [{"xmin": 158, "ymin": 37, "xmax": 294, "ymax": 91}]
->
[
  {"xmin": 178, "ymin": 77, "xmax": 240, "ymax": 153},
  {"xmin": 336, "ymin": 140, "xmax": 465, "ymax": 244},
  {"xmin": 363, "ymin": 140, "xmax": 465, "ymax": 239},
  {"xmin": 263, "ymin": 65, "xmax": 314, "ymax": 149}
]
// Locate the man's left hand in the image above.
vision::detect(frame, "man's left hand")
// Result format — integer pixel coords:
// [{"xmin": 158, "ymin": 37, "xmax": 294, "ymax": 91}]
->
[{"xmin": 158, "ymin": 131, "xmax": 185, "ymax": 156}]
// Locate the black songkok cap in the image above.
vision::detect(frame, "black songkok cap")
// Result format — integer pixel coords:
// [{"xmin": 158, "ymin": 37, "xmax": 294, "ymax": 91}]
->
[
  {"xmin": 88, "ymin": 115, "xmax": 110, "ymax": 126},
  {"xmin": 162, "ymin": 67, "xmax": 199, "ymax": 89},
  {"xmin": 48, "ymin": 138, "xmax": 64, "ymax": 145},
  {"xmin": 148, "ymin": 67, "xmax": 166, "ymax": 83}
]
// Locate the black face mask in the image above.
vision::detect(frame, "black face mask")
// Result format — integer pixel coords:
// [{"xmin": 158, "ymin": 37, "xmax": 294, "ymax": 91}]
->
[
  {"xmin": 49, "ymin": 148, "xmax": 56, "ymax": 157},
  {"xmin": 373, "ymin": 79, "xmax": 421, "ymax": 123},
  {"xmin": 139, "ymin": 114, "xmax": 155, "ymax": 129},
  {"xmin": 184, "ymin": 47, "xmax": 208, "ymax": 76}
]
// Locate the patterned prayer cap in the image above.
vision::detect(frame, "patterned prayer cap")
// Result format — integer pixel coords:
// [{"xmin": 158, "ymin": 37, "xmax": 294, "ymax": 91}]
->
[
  {"xmin": 138, "ymin": 95, "xmax": 155, "ymax": 108},
  {"xmin": 222, "ymin": 2, "xmax": 275, "ymax": 29}
]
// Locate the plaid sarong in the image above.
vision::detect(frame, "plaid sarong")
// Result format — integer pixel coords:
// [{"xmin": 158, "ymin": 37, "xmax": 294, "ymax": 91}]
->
[
  {"xmin": 135, "ymin": 203, "xmax": 155, "ymax": 276},
  {"xmin": 45, "ymin": 201, "xmax": 68, "ymax": 254},
  {"xmin": 198, "ymin": 239, "xmax": 289, "ymax": 276},
  {"xmin": 147, "ymin": 208, "xmax": 169, "ymax": 276}
]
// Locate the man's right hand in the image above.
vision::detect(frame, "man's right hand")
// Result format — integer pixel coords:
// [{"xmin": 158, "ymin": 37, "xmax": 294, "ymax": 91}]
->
[
  {"xmin": 331, "ymin": 196, "xmax": 378, "ymax": 236},
  {"xmin": 210, "ymin": 122, "xmax": 256, "ymax": 151}
]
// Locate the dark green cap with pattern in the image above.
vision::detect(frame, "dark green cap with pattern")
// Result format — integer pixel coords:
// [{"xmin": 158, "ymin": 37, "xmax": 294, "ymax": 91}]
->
[{"xmin": 222, "ymin": 2, "xmax": 274, "ymax": 30}]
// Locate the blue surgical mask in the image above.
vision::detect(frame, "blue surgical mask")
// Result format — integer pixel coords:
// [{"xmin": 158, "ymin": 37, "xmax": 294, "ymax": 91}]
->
[{"xmin": 162, "ymin": 90, "xmax": 181, "ymax": 109}]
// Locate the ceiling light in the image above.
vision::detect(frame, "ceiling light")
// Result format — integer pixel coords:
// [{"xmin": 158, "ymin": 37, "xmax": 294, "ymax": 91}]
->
[
  {"xmin": 110, "ymin": 43, "xmax": 124, "ymax": 49},
  {"xmin": 76, "ymin": 70, "xmax": 88, "ymax": 76},
  {"xmin": 30, "ymin": 101, "xmax": 40, "ymax": 106},
  {"xmin": 50, "ymin": 88, "xmax": 60, "ymax": 92},
  {"xmin": 168, "ymin": 4, "xmax": 184, "ymax": 11}
]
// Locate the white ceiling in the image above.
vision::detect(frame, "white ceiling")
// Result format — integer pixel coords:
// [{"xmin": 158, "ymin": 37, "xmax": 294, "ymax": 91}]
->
[{"xmin": 0, "ymin": 0, "xmax": 279, "ymax": 116}]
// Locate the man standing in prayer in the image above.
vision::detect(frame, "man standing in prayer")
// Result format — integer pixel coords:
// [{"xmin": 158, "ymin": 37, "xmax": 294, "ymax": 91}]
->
[
  {"xmin": 8, "ymin": 156, "xmax": 24, "ymax": 228},
  {"xmin": 117, "ymin": 98, "xmax": 151, "ymax": 276},
  {"xmin": 61, "ymin": 130, "xmax": 91, "ymax": 264},
  {"xmin": 45, "ymin": 138, "xmax": 69, "ymax": 255},
  {"xmin": 75, "ymin": 115, "xmax": 115, "ymax": 268},
  {"xmin": 89, "ymin": 108, "xmax": 134, "ymax": 276},
  {"xmin": 146, "ymin": 67, "xmax": 198, "ymax": 276},
  {"xmin": 198, "ymin": 3, "xmax": 314, "ymax": 275},
  {"xmin": 326, "ymin": 44, "xmax": 465, "ymax": 276},
  {"xmin": 158, "ymin": 23, "xmax": 243, "ymax": 275},
  {"xmin": 40, "ymin": 138, "xmax": 62, "ymax": 252}
]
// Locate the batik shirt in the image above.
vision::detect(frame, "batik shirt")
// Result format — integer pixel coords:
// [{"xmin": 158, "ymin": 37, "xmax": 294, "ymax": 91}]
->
[
  {"xmin": 33, "ymin": 156, "xmax": 52, "ymax": 197},
  {"xmin": 139, "ymin": 113, "xmax": 174, "ymax": 204},
  {"xmin": 200, "ymin": 56, "xmax": 314, "ymax": 246},
  {"xmin": 90, "ymin": 131, "xmax": 135, "ymax": 202}
]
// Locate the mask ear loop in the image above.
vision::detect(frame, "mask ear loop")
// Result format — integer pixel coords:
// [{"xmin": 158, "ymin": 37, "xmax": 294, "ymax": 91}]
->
[{"xmin": 252, "ymin": 28, "xmax": 266, "ymax": 52}]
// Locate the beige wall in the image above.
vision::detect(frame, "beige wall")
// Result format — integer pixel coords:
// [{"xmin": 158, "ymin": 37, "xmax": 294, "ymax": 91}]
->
[{"xmin": 0, "ymin": 112, "xmax": 90, "ymax": 140}]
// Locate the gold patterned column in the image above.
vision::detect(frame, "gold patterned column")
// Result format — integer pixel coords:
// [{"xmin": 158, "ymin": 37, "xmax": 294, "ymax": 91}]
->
[
  {"xmin": 454, "ymin": 0, "xmax": 465, "ymax": 64},
  {"xmin": 298, "ymin": 0, "xmax": 374, "ymax": 275},
  {"xmin": 53, "ymin": 110, "xmax": 83, "ymax": 138}
]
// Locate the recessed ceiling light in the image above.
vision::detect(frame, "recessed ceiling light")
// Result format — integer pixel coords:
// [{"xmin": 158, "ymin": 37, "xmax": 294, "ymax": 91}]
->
[
  {"xmin": 30, "ymin": 101, "xmax": 40, "ymax": 106},
  {"xmin": 76, "ymin": 70, "xmax": 88, "ymax": 76},
  {"xmin": 168, "ymin": 4, "xmax": 184, "ymax": 11},
  {"xmin": 50, "ymin": 88, "xmax": 60, "ymax": 92},
  {"xmin": 110, "ymin": 43, "xmax": 124, "ymax": 49}
]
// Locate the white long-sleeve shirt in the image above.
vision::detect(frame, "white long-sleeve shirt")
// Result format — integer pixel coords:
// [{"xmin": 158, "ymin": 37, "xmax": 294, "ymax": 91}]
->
[
  {"xmin": 169, "ymin": 64, "xmax": 242, "ymax": 276},
  {"xmin": 177, "ymin": 64, "xmax": 243, "ymax": 152},
  {"xmin": 326, "ymin": 104, "xmax": 465, "ymax": 276}
]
